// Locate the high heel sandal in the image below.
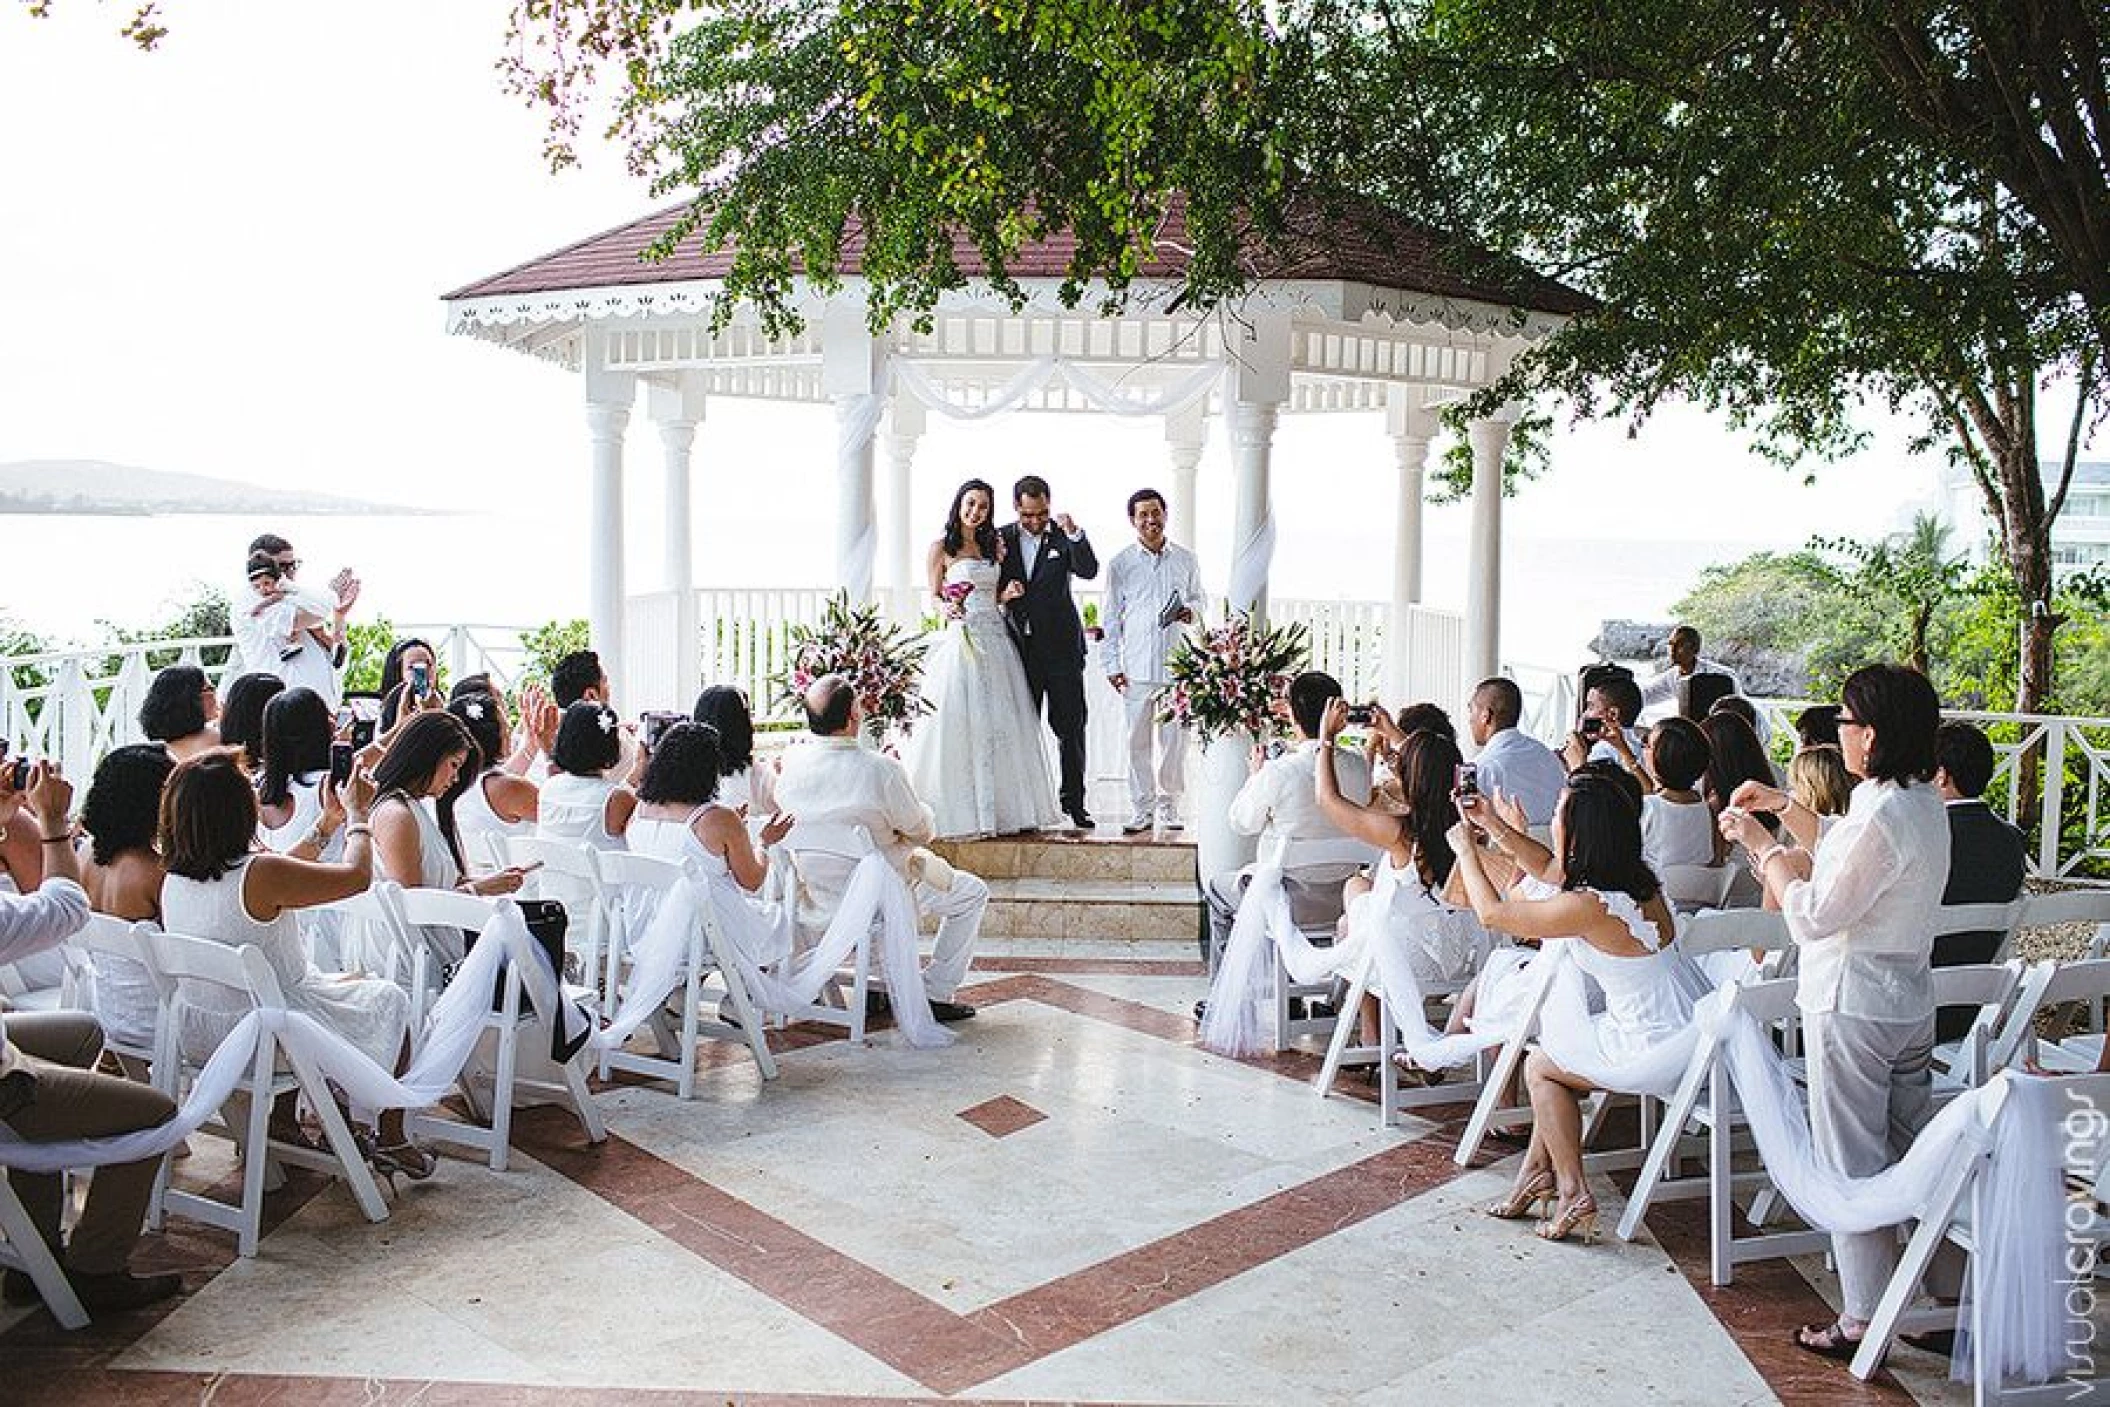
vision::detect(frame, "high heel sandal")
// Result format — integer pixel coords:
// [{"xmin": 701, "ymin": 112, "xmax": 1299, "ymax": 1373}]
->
[
  {"xmin": 1483, "ymin": 1170, "xmax": 1555, "ymax": 1221},
  {"xmin": 370, "ymin": 1138, "xmax": 438, "ymax": 1184},
  {"xmin": 1535, "ymin": 1191, "xmax": 1600, "ymax": 1244}
]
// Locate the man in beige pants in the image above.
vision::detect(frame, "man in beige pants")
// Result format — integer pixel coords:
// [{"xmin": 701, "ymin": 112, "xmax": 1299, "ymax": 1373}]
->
[{"xmin": 0, "ymin": 761, "xmax": 179, "ymax": 1313}]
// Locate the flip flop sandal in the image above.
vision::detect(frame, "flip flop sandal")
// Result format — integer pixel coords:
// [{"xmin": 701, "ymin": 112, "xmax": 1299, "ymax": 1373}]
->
[{"xmin": 1794, "ymin": 1321, "xmax": 1862, "ymax": 1361}]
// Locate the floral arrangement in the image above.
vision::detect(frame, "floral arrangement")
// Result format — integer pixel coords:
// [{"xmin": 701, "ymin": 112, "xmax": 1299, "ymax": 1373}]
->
[
  {"xmin": 779, "ymin": 592, "xmax": 932, "ymax": 741},
  {"xmin": 1156, "ymin": 612, "xmax": 1309, "ymax": 745}
]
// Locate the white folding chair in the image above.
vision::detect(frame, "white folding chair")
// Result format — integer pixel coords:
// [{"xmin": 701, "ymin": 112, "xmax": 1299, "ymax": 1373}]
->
[
  {"xmin": 1661, "ymin": 863, "xmax": 1735, "ymax": 914},
  {"xmin": 1993, "ymin": 958, "xmax": 2110, "ymax": 1074},
  {"xmin": 315, "ymin": 882, "xmax": 413, "ymax": 1003},
  {"xmin": 1617, "ymin": 975, "xmax": 1831, "ymax": 1284},
  {"xmin": 0, "ymin": 1165, "xmax": 89, "ymax": 1329},
  {"xmin": 144, "ymin": 929, "xmax": 388, "ymax": 1257},
  {"xmin": 595, "ymin": 849, "xmax": 778, "ymax": 1095},
  {"xmin": 1933, "ymin": 896, "xmax": 2031, "ymax": 967},
  {"xmin": 1313, "ymin": 909, "xmax": 1499, "ymax": 1124},
  {"xmin": 1262, "ymin": 835, "xmax": 1378, "ymax": 1048},
  {"xmin": 2021, "ymin": 889, "xmax": 2110, "ymax": 965},
  {"xmin": 394, "ymin": 888, "xmax": 604, "ymax": 1173},
  {"xmin": 1451, "ymin": 947, "xmax": 1567, "ymax": 1166},
  {"xmin": 1928, "ymin": 961, "xmax": 2026, "ymax": 1095},
  {"xmin": 0, "ymin": 960, "xmax": 65, "ymax": 1014},
  {"xmin": 776, "ymin": 821, "xmax": 887, "ymax": 1041},
  {"xmin": 1849, "ymin": 1072, "xmax": 2110, "ymax": 1397},
  {"xmin": 57, "ymin": 914, "xmax": 168, "ymax": 1081},
  {"xmin": 505, "ymin": 835, "xmax": 611, "ymax": 1008}
]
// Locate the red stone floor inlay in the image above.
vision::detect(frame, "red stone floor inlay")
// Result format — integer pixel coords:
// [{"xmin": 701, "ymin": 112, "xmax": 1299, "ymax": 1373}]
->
[{"xmin": 955, "ymin": 1094, "xmax": 1048, "ymax": 1138}]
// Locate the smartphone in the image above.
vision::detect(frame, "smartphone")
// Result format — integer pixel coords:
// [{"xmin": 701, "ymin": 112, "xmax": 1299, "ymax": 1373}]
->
[
  {"xmin": 1454, "ymin": 762, "xmax": 1479, "ymax": 796},
  {"xmin": 344, "ymin": 693, "xmax": 382, "ymax": 748},
  {"xmin": 8, "ymin": 756, "xmax": 30, "ymax": 791},
  {"xmin": 514, "ymin": 859, "xmax": 546, "ymax": 875},
  {"xmin": 640, "ymin": 710, "xmax": 683, "ymax": 751},
  {"xmin": 329, "ymin": 741, "xmax": 355, "ymax": 786},
  {"xmin": 1345, "ymin": 703, "xmax": 1373, "ymax": 726},
  {"xmin": 408, "ymin": 661, "xmax": 431, "ymax": 700},
  {"xmin": 1580, "ymin": 717, "xmax": 1605, "ymax": 739}
]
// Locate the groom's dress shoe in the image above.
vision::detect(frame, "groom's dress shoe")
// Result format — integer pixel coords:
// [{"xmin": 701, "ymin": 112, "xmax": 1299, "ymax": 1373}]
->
[{"xmin": 1066, "ymin": 808, "xmax": 1096, "ymax": 831}]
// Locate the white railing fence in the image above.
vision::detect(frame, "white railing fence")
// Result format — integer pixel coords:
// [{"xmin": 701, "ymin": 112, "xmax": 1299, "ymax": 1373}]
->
[{"xmin": 2, "ymin": 624, "xmax": 531, "ymax": 781}]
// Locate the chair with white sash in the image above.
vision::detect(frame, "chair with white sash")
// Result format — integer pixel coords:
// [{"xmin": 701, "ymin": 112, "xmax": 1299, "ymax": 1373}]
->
[
  {"xmin": 56, "ymin": 915, "xmax": 168, "ymax": 1081},
  {"xmin": 0, "ymin": 1168, "xmax": 88, "ymax": 1329},
  {"xmin": 143, "ymin": 929, "xmax": 388, "ymax": 1257},
  {"xmin": 504, "ymin": 835, "xmax": 612, "ymax": 1010},
  {"xmin": 0, "ymin": 960, "xmax": 65, "ymax": 1014},
  {"xmin": 1928, "ymin": 961, "xmax": 2027, "ymax": 1096},
  {"xmin": 1616, "ymin": 975, "xmax": 1831, "ymax": 1285},
  {"xmin": 1450, "ymin": 949, "xmax": 1568, "ymax": 1167},
  {"xmin": 1661, "ymin": 863, "xmax": 1735, "ymax": 915},
  {"xmin": 1849, "ymin": 1072, "xmax": 2110, "ymax": 1397},
  {"xmin": 1313, "ymin": 909, "xmax": 1498, "ymax": 1124},
  {"xmin": 393, "ymin": 887, "xmax": 603, "ymax": 1172},
  {"xmin": 1990, "ymin": 958, "xmax": 2110, "ymax": 1074},
  {"xmin": 316, "ymin": 882, "xmax": 409, "ymax": 992},
  {"xmin": 595, "ymin": 849, "xmax": 777, "ymax": 1095},
  {"xmin": 1260, "ymin": 834, "xmax": 1378, "ymax": 1048},
  {"xmin": 775, "ymin": 821, "xmax": 890, "ymax": 1041}
]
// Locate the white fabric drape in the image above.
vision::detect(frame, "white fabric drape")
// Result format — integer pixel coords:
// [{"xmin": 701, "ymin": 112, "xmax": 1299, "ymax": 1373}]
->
[
  {"xmin": 835, "ymin": 391, "xmax": 886, "ymax": 602},
  {"xmin": 890, "ymin": 357, "xmax": 1222, "ymax": 424},
  {"xmin": 596, "ymin": 853, "xmax": 952, "ymax": 1051},
  {"xmin": 1226, "ymin": 513, "xmax": 1276, "ymax": 616}
]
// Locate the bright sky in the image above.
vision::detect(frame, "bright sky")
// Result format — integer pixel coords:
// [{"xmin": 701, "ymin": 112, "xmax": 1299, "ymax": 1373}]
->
[{"xmin": 1, "ymin": 1, "xmax": 2096, "ymax": 633}]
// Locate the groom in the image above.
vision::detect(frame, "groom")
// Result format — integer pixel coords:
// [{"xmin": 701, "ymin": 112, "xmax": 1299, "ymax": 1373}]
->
[{"xmin": 998, "ymin": 474, "xmax": 1099, "ymax": 830}]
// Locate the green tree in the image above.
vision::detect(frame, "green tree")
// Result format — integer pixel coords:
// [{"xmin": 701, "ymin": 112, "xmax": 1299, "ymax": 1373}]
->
[
  {"xmin": 504, "ymin": 0, "xmax": 2107, "ymax": 721},
  {"xmin": 1811, "ymin": 514, "xmax": 1971, "ymax": 677}
]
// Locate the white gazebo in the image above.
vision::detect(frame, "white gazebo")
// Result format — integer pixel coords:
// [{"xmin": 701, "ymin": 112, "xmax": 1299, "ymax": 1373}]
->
[{"xmin": 442, "ymin": 196, "xmax": 1591, "ymax": 711}]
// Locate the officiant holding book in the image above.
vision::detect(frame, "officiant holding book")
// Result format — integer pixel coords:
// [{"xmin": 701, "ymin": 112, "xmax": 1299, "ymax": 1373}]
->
[{"xmin": 1102, "ymin": 488, "xmax": 1207, "ymax": 834}]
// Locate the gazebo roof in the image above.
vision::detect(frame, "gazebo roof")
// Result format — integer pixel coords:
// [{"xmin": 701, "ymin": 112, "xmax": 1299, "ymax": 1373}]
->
[{"xmin": 444, "ymin": 192, "xmax": 1595, "ymax": 319}]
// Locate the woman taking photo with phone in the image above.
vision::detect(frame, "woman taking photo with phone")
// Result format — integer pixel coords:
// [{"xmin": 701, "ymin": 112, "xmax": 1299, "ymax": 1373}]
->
[{"xmin": 370, "ymin": 713, "xmax": 530, "ymax": 967}]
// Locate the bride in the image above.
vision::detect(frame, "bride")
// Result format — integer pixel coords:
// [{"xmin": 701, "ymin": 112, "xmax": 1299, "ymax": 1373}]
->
[{"xmin": 909, "ymin": 479, "xmax": 1063, "ymax": 838}]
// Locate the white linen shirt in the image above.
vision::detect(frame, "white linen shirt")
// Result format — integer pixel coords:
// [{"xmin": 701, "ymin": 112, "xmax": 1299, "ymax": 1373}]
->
[
  {"xmin": 1227, "ymin": 741, "xmax": 1371, "ymax": 845},
  {"xmin": 232, "ymin": 584, "xmax": 342, "ymax": 707},
  {"xmin": 1099, "ymin": 541, "xmax": 1206, "ymax": 684},
  {"xmin": 1638, "ymin": 657, "xmax": 1745, "ymax": 720},
  {"xmin": 772, "ymin": 736, "xmax": 935, "ymax": 878},
  {"xmin": 1471, "ymin": 727, "xmax": 1567, "ymax": 827},
  {"xmin": 1779, "ymin": 778, "xmax": 1950, "ymax": 1021},
  {"xmin": 0, "ymin": 877, "xmax": 91, "ymax": 1079}
]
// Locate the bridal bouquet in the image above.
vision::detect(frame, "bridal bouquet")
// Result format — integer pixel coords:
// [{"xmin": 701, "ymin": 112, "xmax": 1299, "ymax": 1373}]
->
[
  {"xmin": 779, "ymin": 592, "xmax": 932, "ymax": 741},
  {"xmin": 1157, "ymin": 613, "xmax": 1309, "ymax": 746}
]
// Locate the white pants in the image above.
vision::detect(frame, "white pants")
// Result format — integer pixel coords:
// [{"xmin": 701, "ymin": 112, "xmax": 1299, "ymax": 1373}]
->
[
  {"xmin": 1804, "ymin": 1010, "xmax": 1953, "ymax": 1321},
  {"xmin": 1125, "ymin": 690, "xmax": 1187, "ymax": 816},
  {"xmin": 914, "ymin": 871, "xmax": 988, "ymax": 1002}
]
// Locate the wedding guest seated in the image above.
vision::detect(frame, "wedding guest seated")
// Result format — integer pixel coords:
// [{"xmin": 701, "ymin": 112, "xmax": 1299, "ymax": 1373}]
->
[
  {"xmin": 139, "ymin": 664, "xmax": 221, "ymax": 764},
  {"xmin": 76, "ymin": 745, "xmax": 175, "ymax": 1065},
  {"xmin": 1932, "ymin": 721, "xmax": 2028, "ymax": 1040},
  {"xmin": 256, "ymin": 687, "xmax": 338, "ymax": 856},
  {"xmin": 1636, "ymin": 717, "xmax": 1718, "ymax": 872},
  {"xmin": 1638, "ymin": 624, "xmax": 1745, "ymax": 724},
  {"xmin": 1464, "ymin": 677, "xmax": 1565, "ymax": 828},
  {"xmin": 1203, "ymin": 672, "xmax": 1372, "ymax": 970},
  {"xmin": 1451, "ymin": 769, "xmax": 1683, "ymax": 1243},
  {"xmin": 215, "ymin": 672, "xmax": 283, "ymax": 775},
  {"xmin": 1562, "ymin": 674, "xmax": 1644, "ymax": 773},
  {"xmin": 0, "ymin": 761, "xmax": 181, "ymax": 1312},
  {"xmin": 772, "ymin": 675, "xmax": 984, "ymax": 1023},
  {"xmin": 550, "ymin": 650, "xmax": 610, "ymax": 709},
  {"xmin": 449, "ymin": 693, "xmax": 542, "ymax": 873},
  {"xmin": 1703, "ymin": 710, "xmax": 1778, "ymax": 904},
  {"xmin": 1787, "ymin": 745, "xmax": 1853, "ymax": 819},
  {"xmin": 1393, "ymin": 701, "xmax": 1456, "ymax": 742},
  {"xmin": 377, "ymin": 637, "xmax": 438, "ymax": 732},
  {"xmin": 630, "ymin": 722, "xmax": 793, "ymax": 888},
  {"xmin": 371, "ymin": 713, "xmax": 529, "ymax": 967},
  {"xmin": 160, "ymin": 751, "xmax": 431, "ymax": 1181},
  {"xmin": 1314, "ymin": 708, "xmax": 1471, "ymax": 1059},
  {"xmin": 537, "ymin": 702, "xmax": 636, "ymax": 853},
  {"xmin": 1795, "ymin": 704, "xmax": 1843, "ymax": 751},
  {"xmin": 693, "ymin": 685, "xmax": 776, "ymax": 816}
]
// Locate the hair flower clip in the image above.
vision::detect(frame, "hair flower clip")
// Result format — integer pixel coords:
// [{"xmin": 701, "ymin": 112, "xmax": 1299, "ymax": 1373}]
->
[
  {"xmin": 463, "ymin": 700, "xmax": 487, "ymax": 722},
  {"xmin": 598, "ymin": 709, "xmax": 617, "ymax": 734}
]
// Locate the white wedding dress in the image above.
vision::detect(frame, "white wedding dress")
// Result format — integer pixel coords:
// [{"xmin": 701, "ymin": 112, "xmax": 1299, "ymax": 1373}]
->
[{"xmin": 909, "ymin": 558, "xmax": 1063, "ymax": 839}]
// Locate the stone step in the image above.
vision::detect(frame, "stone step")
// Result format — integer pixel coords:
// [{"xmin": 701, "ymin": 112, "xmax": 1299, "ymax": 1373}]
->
[
  {"xmin": 978, "ymin": 876, "xmax": 1200, "ymax": 943},
  {"xmin": 931, "ymin": 833, "xmax": 1196, "ymax": 883}
]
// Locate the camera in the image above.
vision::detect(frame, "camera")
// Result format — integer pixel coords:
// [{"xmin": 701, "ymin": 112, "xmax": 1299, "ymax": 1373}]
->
[
  {"xmin": 640, "ymin": 710, "xmax": 684, "ymax": 751},
  {"xmin": 1454, "ymin": 762, "xmax": 1479, "ymax": 797},
  {"xmin": 1579, "ymin": 717, "xmax": 1605, "ymax": 739},
  {"xmin": 1344, "ymin": 703, "xmax": 1373, "ymax": 726},
  {"xmin": 329, "ymin": 741, "xmax": 355, "ymax": 786}
]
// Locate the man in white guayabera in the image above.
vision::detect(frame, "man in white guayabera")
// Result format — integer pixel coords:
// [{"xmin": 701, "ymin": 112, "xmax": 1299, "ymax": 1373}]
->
[
  {"xmin": 233, "ymin": 533, "xmax": 359, "ymax": 709},
  {"xmin": 1101, "ymin": 488, "xmax": 1206, "ymax": 834}
]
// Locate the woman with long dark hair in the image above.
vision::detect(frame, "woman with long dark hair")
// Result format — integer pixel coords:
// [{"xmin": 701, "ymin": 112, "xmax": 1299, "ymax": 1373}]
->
[
  {"xmin": 256, "ymin": 687, "xmax": 335, "ymax": 853},
  {"xmin": 691, "ymin": 685, "xmax": 774, "ymax": 816},
  {"xmin": 905, "ymin": 478, "xmax": 1061, "ymax": 837},
  {"xmin": 1448, "ymin": 769, "xmax": 1682, "ymax": 1243},
  {"xmin": 449, "ymin": 691, "xmax": 540, "ymax": 872},
  {"xmin": 377, "ymin": 637, "xmax": 438, "ymax": 732},
  {"xmin": 215, "ymin": 672, "xmax": 284, "ymax": 774},
  {"xmin": 1719, "ymin": 664, "xmax": 1954, "ymax": 1359},
  {"xmin": 370, "ymin": 713, "xmax": 529, "ymax": 967}
]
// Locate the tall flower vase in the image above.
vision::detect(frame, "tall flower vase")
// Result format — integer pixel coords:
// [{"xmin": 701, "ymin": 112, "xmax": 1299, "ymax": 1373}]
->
[{"xmin": 1194, "ymin": 730, "xmax": 1259, "ymax": 886}]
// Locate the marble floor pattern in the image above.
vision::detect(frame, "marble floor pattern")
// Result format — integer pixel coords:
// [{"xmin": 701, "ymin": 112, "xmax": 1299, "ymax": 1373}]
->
[{"xmin": 6, "ymin": 945, "xmax": 2101, "ymax": 1406}]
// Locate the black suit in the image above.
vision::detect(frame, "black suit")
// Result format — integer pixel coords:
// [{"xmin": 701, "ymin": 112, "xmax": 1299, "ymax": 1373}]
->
[
  {"xmin": 998, "ymin": 521, "xmax": 1099, "ymax": 813},
  {"xmin": 1934, "ymin": 798, "xmax": 2028, "ymax": 1040}
]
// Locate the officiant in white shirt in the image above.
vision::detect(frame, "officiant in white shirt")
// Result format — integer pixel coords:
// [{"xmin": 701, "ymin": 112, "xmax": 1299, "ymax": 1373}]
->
[
  {"xmin": 1101, "ymin": 489, "xmax": 1207, "ymax": 834},
  {"xmin": 772, "ymin": 675, "xmax": 986, "ymax": 1023}
]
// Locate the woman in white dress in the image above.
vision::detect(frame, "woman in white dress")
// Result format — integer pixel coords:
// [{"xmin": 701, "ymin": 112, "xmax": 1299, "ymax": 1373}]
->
[
  {"xmin": 158, "ymin": 750, "xmax": 425, "ymax": 1175},
  {"xmin": 691, "ymin": 686, "xmax": 777, "ymax": 818},
  {"xmin": 1449, "ymin": 769, "xmax": 1687, "ymax": 1244},
  {"xmin": 76, "ymin": 744, "xmax": 175, "ymax": 1062},
  {"xmin": 537, "ymin": 702, "xmax": 636, "ymax": 853},
  {"xmin": 448, "ymin": 691, "xmax": 540, "ymax": 875},
  {"xmin": 907, "ymin": 479, "xmax": 1062, "ymax": 839},
  {"xmin": 1633, "ymin": 717, "xmax": 1720, "ymax": 873}
]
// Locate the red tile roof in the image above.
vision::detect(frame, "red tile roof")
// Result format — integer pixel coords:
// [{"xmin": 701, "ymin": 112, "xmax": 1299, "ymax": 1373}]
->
[{"xmin": 444, "ymin": 192, "xmax": 1594, "ymax": 317}]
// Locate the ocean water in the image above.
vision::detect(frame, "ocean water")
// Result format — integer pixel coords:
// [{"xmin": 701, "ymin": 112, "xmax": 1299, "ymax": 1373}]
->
[{"xmin": 0, "ymin": 509, "xmax": 1745, "ymax": 677}]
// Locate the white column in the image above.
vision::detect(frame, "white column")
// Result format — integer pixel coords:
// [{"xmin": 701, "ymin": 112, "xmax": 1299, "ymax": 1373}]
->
[
  {"xmin": 881, "ymin": 398, "xmax": 926, "ymax": 608},
  {"xmin": 1464, "ymin": 415, "xmax": 1515, "ymax": 684},
  {"xmin": 1385, "ymin": 390, "xmax": 1439, "ymax": 703},
  {"xmin": 1164, "ymin": 405, "xmax": 1207, "ymax": 550},
  {"xmin": 1226, "ymin": 399, "xmax": 1280, "ymax": 622},
  {"xmin": 650, "ymin": 375, "xmax": 705, "ymax": 706},
  {"xmin": 835, "ymin": 393, "xmax": 883, "ymax": 601},
  {"xmin": 586, "ymin": 399, "xmax": 632, "ymax": 692}
]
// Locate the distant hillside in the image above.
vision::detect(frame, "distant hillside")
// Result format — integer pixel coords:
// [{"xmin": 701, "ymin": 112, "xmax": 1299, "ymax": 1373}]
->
[{"xmin": 0, "ymin": 461, "xmax": 437, "ymax": 516}]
